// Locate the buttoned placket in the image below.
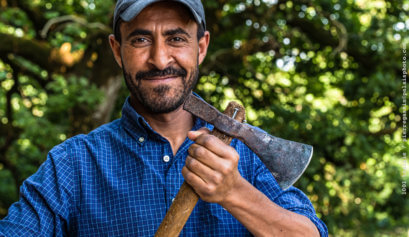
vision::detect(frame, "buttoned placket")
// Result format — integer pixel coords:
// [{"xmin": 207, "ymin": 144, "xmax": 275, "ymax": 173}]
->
[
  {"xmin": 163, "ymin": 137, "xmax": 198, "ymax": 211},
  {"xmin": 161, "ymin": 141, "xmax": 176, "ymax": 208}
]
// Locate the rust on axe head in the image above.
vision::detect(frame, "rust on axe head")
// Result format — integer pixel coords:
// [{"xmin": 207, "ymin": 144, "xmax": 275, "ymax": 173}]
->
[{"xmin": 183, "ymin": 94, "xmax": 313, "ymax": 190}]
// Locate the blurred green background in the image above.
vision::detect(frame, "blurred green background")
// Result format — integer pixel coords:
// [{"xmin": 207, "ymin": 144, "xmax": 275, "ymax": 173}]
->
[{"xmin": 0, "ymin": 0, "xmax": 408, "ymax": 236}]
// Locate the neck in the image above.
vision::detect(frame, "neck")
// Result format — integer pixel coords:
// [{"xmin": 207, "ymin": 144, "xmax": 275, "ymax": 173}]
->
[{"xmin": 130, "ymin": 96, "xmax": 194, "ymax": 155}]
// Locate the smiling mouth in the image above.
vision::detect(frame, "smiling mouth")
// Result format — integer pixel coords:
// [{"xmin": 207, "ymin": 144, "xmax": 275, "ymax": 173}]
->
[{"xmin": 143, "ymin": 75, "xmax": 180, "ymax": 81}]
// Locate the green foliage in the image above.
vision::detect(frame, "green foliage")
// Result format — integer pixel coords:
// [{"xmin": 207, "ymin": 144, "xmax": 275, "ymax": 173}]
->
[
  {"xmin": 0, "ymin": 0, "xmax": 408, "ymax": 236},
  {"xmin": 199, "ymin": 0, "xmax": 409, "ymax": 235}
]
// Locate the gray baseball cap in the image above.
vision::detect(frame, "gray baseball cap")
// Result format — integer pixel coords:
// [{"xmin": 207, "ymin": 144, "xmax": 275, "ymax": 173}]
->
[{"xmin": 113, "ymin": 0, "xmax": 206, "ymax": 35}]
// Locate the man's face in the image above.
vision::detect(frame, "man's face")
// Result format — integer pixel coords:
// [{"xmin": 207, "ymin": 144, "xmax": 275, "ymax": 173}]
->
[{"xmin": 112, "ymin": 2, "xmax": 209, "ymax": 114}]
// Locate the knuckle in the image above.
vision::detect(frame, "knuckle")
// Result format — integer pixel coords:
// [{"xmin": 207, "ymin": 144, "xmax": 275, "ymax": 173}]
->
[
  {"xmin": 213, "ymin": 173, "xmax": 223, "ymax": 184},
  {"xmin": 194, "ymin": 146, "xmax": 206, "ymax": 158},
  {"xmin": 186, "ymin": 156, "xmax": 198, "ymax": 169},
  {"xmin": 228, "ymin": 148, "xmax": 240, "ymax": 161},
  {"xmin": 205, "ymin": 184, "xmax": 216, "ymax": 194},
  {"xmin": 232, "ymin": 154, "xmax": 239, "ymax": 163},
  {"xmin": 202, "ymin": 135, "xmax": 214, "ymax": 147},
  {"xmin": 185, "ymin": 156, "xmax": 191, "ymax": 166},
  {"xmin": 189, "ymin": 145, "xmax": 206, "ymax": 158},
  {"xmin": 220, "ymin": 162, "xmax": 233, "ymax": 175},
  {"xmin": 188, "ymin": 144, "xmax": 198, "ymax": 156},
  {"xmin": 187, "ymin": 147, "xmax": 193, "ymax": 156}
]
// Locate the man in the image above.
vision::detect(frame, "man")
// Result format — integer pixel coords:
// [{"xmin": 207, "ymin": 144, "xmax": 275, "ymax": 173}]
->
[{"xmin": 0, "ymin": 0, "xmax": 328, "ymax": 236}]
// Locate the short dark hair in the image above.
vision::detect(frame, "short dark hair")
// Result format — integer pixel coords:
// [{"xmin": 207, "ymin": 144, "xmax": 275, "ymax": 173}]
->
[{"xmin": 113, "ymin": 4, "xmax": 205, "ymax": 44}]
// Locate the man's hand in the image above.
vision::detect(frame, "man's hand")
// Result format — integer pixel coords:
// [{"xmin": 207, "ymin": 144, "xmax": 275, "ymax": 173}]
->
[
  {"xmin": 181, "ymin": 128, "xmax": 321, "ymax": 237},
  {"xmin": 182, "ymin": 128, "xmax": 245, "ymax": 204}
]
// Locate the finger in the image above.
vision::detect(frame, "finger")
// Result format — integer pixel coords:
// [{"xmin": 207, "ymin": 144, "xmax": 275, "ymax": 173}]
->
[
  {"xmin": 187, "ymin": 127, "xmax": 210, "ymax": 140},
  {"xmin": 190, "ymin": 133, "xmax": 238, "ymax": 159},
  {"xmin": 182, "ymin": 165, "xmax": 207, "ymax": 189},
  {"xmin": 197, "ymin": 127, "xmax": 211, "ymax": 134},
  {"xmin": 182, "ymin": 164, "xmax": 219, "ymax": 202},
  {"xmin": 185, "ymin": 155, "xmax": 223, "ymax": 184},
  {"xmin": 188, "ymin": 143, "xmax": 225, "ymax": 170}
]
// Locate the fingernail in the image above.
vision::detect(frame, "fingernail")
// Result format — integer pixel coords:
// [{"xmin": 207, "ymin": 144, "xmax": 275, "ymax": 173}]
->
[{"xmin": 187, "ymin": 131, "xmax": 198, "ymax": 138}]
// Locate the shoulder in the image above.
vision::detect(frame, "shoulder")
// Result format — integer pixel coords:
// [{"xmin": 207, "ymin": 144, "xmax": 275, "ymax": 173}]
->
[
  {"xmin": 66, "ymin": 118, "xmax": 121, "ymax": 144},
  {"xmin": 49, "ymin": 118, "xmax": 123, "ymax": 158}
]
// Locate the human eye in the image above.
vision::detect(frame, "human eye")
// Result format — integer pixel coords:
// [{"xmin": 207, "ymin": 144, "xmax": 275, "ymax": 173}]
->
[
  {"xmin": 130, "ymin": 37, "xmax": 150, "ymax": 46},
  {"xmin": 169, "ymin": 36, "xmax": 186, "ymax": 43}
]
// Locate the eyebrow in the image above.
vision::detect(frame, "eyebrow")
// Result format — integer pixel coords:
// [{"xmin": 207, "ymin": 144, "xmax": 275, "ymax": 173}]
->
[
  {"xmin": 163, "ymin": 27, "xmax": 191, "ymax": 38},
  {"xmin": 126, "ymin": 27, "xmax": 192, "ymax": 41},
  {"xmin": 126, "ymin": 29, "xmax": 152, "ymax": 41}
]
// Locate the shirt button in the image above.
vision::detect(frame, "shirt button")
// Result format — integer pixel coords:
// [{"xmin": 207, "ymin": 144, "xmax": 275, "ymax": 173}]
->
[
  {"xmin": 138, "ymin": 137, "xmax": 145, "ymax": 143},
  {"xmin": 163, "ymin": 155, "xmax": 170, "ymax": 163}
]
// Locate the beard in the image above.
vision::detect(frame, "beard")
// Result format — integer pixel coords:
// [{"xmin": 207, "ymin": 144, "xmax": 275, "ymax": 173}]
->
[{"xmin": 122, "ymin": 63, "xmax": 199, "ymax": 114}]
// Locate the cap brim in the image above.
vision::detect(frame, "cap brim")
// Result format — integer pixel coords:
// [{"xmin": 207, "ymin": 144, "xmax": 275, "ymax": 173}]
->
[{"xmin": 120, "ymin": 0, "xmax": 203, "ymax": 29}]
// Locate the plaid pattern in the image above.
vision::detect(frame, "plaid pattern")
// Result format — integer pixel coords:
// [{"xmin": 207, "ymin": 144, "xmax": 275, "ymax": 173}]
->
[{"xmin": 0, "ymin": 96, "xmax": 328, "ymax": 237}]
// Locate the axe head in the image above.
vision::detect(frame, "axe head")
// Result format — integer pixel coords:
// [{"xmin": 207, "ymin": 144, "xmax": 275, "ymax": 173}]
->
[{"xmin": 183, "ymin": 94, "xmax": 313, "ymax": 190}]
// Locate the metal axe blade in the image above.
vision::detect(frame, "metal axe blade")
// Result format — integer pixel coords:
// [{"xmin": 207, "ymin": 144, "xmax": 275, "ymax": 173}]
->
[{"xmin": 184, "ymin": 94, "xmax": 313, "ymax": 190}]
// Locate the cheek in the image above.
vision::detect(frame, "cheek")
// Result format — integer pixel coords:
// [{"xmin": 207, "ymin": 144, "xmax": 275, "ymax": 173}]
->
[
  {"xmin": 121, "ymin": 47, "xmax": 148, "ymax": 71},
  {"xmin": 173, "ymin": 48, "xmax": 198, "ymax": 68}
]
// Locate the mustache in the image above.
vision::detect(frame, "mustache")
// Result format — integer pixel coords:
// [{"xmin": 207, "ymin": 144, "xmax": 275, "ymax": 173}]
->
[{"xmin": 134, "ymin": 67, "xmax": 187, "ymax": 81}]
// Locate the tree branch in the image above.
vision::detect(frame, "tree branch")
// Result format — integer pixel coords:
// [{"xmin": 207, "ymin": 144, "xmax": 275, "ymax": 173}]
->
[
  {"xmin": 40, "ymin": 15, "xmax": 110, "ymax": 39},
  {"xmin": 0, "ymin": 33, "xmax": 66, "ymax": 73}
]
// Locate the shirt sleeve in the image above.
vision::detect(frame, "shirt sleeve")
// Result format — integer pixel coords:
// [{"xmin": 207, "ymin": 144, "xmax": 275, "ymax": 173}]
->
[
  {"xmin": 254, "ymin": 163, "xmax": 328, "ymax": 237},
  {"xmin": 0, "ymin": 144, "xmax": 72, "ymax": 237}
]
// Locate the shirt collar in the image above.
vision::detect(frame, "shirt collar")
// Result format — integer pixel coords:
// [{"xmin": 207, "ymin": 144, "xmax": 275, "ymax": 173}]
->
[
  {"xmin": 120, "ymin": 96, "xmax": 150, "ymax": 142},
  {"xmin": 120, "ymin": 93, "xmax": 212, "ymax": 142}
]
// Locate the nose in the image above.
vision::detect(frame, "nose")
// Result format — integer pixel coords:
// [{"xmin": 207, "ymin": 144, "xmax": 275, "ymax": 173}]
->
[{"xmin": 147, "ymin": 40, "xmax": 174, "ymax": 70}]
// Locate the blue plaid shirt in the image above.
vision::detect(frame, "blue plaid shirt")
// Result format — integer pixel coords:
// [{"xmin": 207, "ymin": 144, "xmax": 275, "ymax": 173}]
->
[{"xmin": 0, "ymin": 96, "xmax": 328, "ymax": 236}]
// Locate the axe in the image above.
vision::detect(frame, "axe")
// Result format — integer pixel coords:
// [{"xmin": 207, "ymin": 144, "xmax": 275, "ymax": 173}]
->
[{"xmin": 155, "ymin": 94, "xmax": 313, "ymax": 236}]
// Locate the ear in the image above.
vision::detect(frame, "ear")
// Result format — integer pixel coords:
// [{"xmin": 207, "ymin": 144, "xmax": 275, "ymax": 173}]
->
[
  {"xmin": 109, "ymin": 34, "xmax": 123, "ymax": 68},
  {"xmin": 198, "ymin": 31, "xmax": 210, "ymax": 65}
]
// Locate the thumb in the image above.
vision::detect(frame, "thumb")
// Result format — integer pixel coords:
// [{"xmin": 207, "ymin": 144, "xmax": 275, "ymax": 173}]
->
[{"xmin": 187, "ymin": 127, "xmax": 210, "ymax": 141}]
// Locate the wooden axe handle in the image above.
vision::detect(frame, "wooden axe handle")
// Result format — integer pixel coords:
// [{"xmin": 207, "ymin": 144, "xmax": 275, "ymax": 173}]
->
[{"xmin": 154, "ymin": 101, "xmax": 245, "ymax": 237}]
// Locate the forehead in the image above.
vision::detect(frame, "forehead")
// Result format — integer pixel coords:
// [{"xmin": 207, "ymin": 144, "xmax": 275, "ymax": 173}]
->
[{"xmin": 121, "ymin": 2, "xmax": 197, "ymax": 33}]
